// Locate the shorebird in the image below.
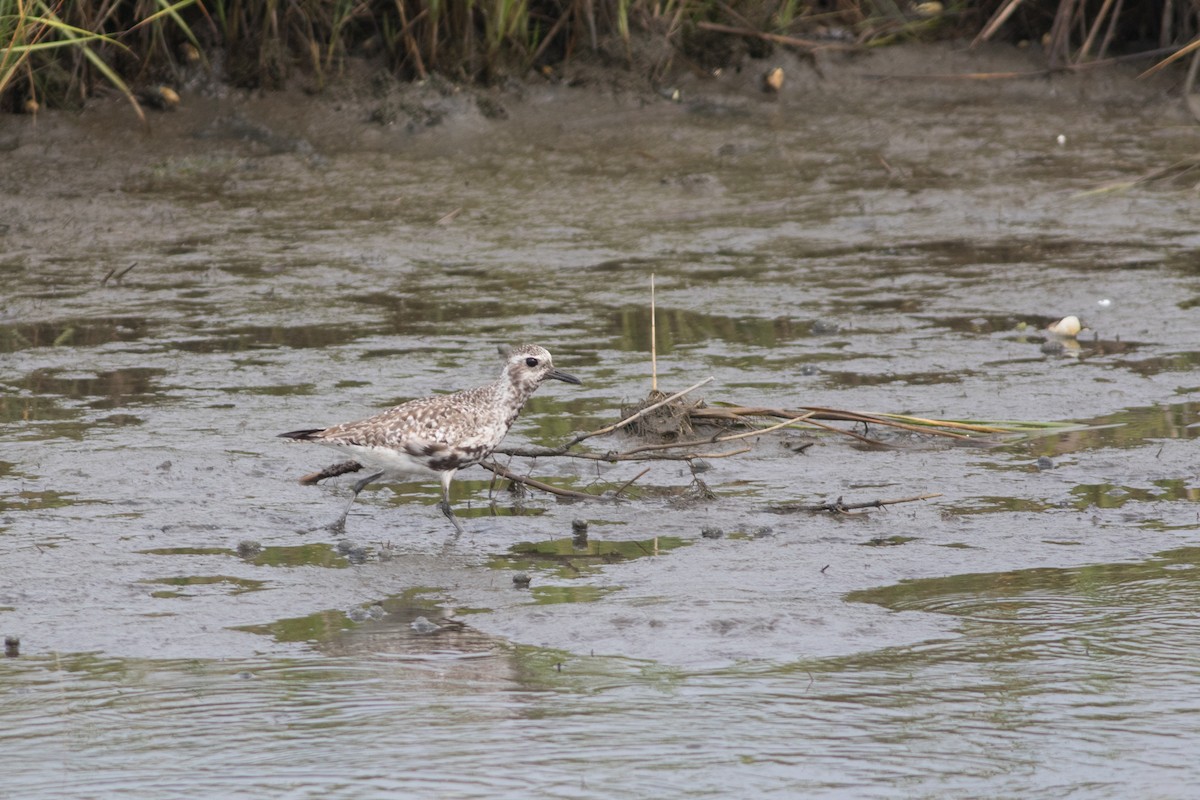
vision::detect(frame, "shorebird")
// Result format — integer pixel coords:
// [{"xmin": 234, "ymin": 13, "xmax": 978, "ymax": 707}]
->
[{"xmin": 279, "ymin": 344, "xmax": 581, "ymax": 533}]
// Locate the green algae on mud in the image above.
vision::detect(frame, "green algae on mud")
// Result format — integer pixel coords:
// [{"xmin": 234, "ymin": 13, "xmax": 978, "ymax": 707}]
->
[
  {"xmin": 140, "ymin": 574, "xmax": 269, "ymax": 599},
  {"xmin": 139, "ymin": 542, "xmax": 352, "ymax": 568}
]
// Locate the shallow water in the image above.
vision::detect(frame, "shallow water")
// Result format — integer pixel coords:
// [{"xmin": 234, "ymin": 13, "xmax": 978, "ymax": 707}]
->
[{"xmin": 3, "ymin": 45, "xmax": 1200, "ymax": 797}]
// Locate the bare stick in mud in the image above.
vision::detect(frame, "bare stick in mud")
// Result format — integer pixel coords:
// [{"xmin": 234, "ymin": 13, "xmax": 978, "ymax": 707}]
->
[
  {"xmin": 478, "ymin": 460, "xmax": 597, "ymax": 500},
  {"xmin": 768, "ymin": 493, "xmax": 943, "ymax": 515},
  {"xmin": 612, "ymin": 466, "xmax": 653, "ymax": 499}
]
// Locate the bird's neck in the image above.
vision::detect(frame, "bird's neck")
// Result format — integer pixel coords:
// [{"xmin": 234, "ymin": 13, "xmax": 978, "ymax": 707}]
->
[{"xmin": 486, "ymin": 369, "xmax": 538, "ymax": 425}]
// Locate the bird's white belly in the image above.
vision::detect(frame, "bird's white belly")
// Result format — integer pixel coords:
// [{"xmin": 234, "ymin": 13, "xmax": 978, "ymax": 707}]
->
[{"xmin": 322, "ymin": 442, "xmax": 446, "ymax": 480}]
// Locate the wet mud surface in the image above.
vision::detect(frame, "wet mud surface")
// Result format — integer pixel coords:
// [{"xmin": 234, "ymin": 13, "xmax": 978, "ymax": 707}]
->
[{"xmin": 2, "ymin": 43, "xmax": 1200, "ymax": 798}]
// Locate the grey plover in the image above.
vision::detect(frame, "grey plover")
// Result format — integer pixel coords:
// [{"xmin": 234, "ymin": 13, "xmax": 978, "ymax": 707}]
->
[{"xmin": 279, "ymin": 343, "xmax": 581, "ymax": 532}]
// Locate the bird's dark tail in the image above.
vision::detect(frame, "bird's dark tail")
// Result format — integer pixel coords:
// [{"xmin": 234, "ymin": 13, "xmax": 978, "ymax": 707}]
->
[
  {"xmin": 278, "ymin": 428, "xmax": 324, "ymax": 441},
  {"xmin": 299, "ymin": 460, "xmax": 364, "ymax": 485}
]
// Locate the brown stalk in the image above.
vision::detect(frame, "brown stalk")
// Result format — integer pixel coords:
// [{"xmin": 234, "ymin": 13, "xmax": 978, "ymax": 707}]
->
[
  {"xmin": 972, "ymin": 0, "xmax": 1025, "ymax": 46},
  {"xmin": 394, "ymin": 0, "xmax": 428, "ymax": 80},
  {"xmin": 612, "ymin": 467, "xmax": 652, "ymax": 499},
  {"xmin": 478, "ymin": 460, "xmax": 596, "ymax": 499},
  {"xmin": 1046, "ymin": 0, "xmax": 1079, "ymax": 69},
  {"xmin": 1078, "ymin": 0, "xmax": 1119, "ymax": 62},
  {"xmin": 769, "ymin": 492, "xmax": 943, "ymax": 514},
  {"xmin": 1096, "ymin": 0, "xmax": 1124, "ymax": 61}
]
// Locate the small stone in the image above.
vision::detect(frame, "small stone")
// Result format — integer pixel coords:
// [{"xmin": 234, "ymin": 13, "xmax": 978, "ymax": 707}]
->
[
  {"xmin": 236, "ymin": 540, "xmax": 262, "ymax": 558},
  {"xmin": 513, "ymin": 572, "xmax": 532, "ymax": 588},
  {"xmin": 762, "ymin": 66, "xmax": 784, "ymax": 93},
  {"xmin": 410, "ymin": 616, "xmax": 440, "ymax": 634},
  {"xmin": 4, "ymin": 636, "xmax": 19, "ymax": 657},
  {"xmin": 347, "ymin": 607, "xmax": 371, "ymax": 622},
  {"xmin": 810, "ymin": 320, "xmax": 840, "ymax": 335},
  {"xmin": 1036, "ymin": 456, "xmax": 1054, "ymax": 470},
  {"xmin": 700, "ymin": 526, "xmax": 724, "ymax": 539},
  {"xmin": 572, "ymin": 519, "xmax": 588, "ymax": 547}
]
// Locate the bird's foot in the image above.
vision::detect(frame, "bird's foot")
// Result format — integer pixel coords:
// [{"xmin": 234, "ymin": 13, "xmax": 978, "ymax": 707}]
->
[{"xmin": 438, "ymin": 500, "xmax": 466, "ymax": 535}]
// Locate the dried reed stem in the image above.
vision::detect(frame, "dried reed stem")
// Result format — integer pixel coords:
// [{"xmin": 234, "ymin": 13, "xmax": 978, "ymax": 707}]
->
[{"xmin": 650, "ymin": 273, "xmax": 658, "ymax": 393}]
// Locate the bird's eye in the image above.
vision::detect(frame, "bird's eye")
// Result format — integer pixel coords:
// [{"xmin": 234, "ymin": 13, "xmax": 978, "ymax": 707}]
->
[{"xmin": 525, "ymin": 357, "xmax": 540, "ymax": 367}]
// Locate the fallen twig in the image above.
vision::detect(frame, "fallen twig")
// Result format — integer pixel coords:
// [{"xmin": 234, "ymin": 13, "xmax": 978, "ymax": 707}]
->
[
  {"xmin": 612, "ymin": 467, "xmax": 652, "ymax": 499},
  {"xmin": 100, "ymin": 262, "xmax": 137, "ymax": 287},
  {"xmin": 604, "ymin": 443, "xmax": 753, "ymax": 462},
  {"xmin": 435, "ymin": 207, "xmax": 463, "ymax": 226},
  {"xmin": 768, "ymin": 492, "xmax": 942, "ymax": 515},
  {"xmin": 478, "ymin": 460, "xmax": 598, "ymax": 500}
]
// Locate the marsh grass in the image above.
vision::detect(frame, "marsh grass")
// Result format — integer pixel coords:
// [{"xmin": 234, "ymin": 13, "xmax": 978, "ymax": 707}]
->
[
  {"xmin": 1, "ymin": 0, "xmax": 200, "ymax": 116},
  {"xmin": 2, "ymin": 1, "xmax": 1199, "ymax": 113}
]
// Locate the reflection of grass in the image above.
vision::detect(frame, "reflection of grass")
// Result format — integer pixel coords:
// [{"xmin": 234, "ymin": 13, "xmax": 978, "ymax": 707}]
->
[
  {"xmin": 218, "ymin": 383, "xmax": 316, "ymax": 397},
  {"xmin": 0, "ymin": 395, "xmax": 78, "ymax": 424},
  {"xmin": 849, "ymin": 546, "xmax": 1200, "ymax": 621},
  {"xmin": 140, "ymin": 547, "xmax": 230, "ymax": 556},
  {"xmin": 0, "ymin": 489, "xmax": 76, "ymax": 511},
  {"xmin": 860, "ymin": 535, "xmax": 917, "ymax": 547},
  {"xmin": 238, "ymin": 608, "xmax": 355, "ymax": 642},
  {"xmin": 946, "ymin": 496, "xmax": 1055, "ymax": 516},
  {"xmin": 490, "ymin": 536, "xmax": 687, "ymax": 579},
  {"xmin": 0, "ymin": 318, "xmax": 148, "ymax": 353},
  {"xmin": 136, "ymin": 543, "xmax": 352, "ymax": 568},
  {"xmin": 236, "ymin": 587, "xmax": 445, "ymax": 644},
  {"xmin": 607, "ymin": 306, "xmax": 801, "ymax": 354},
  {"xmin": 1020, "ymin": 401, "xmax": 1198, "ymax": 457},
  {"xmin": 1071, "ymin": 480, "xmax": 1199, "ymax": 511},
  {"xmin": 141, "ymin": 575, "xmax": 267, "ymax": 598},
  {"xmin": 530, "ymin": 585, "xmax": 619, "ymax": 605}
]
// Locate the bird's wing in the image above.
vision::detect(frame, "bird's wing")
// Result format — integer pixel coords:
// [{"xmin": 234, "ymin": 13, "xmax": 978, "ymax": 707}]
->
[{"xmin": 314, "ymin": 395, "xmax": 499, "ymax": 467}]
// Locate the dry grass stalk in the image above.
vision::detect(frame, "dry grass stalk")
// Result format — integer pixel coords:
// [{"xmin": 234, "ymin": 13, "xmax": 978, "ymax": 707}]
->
[{"xmin": 650, "ymin": 274, "xmax": 658, "ymax": 393}]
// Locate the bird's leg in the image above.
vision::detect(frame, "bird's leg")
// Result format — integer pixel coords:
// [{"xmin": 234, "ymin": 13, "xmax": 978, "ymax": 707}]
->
[
  {"xmin": 438, "ymin": 470, "xmax": 464, "ymax": 535},
  {"xmin": 331, "ymin": 470, "xmax": 384, "ymax": 530}
]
